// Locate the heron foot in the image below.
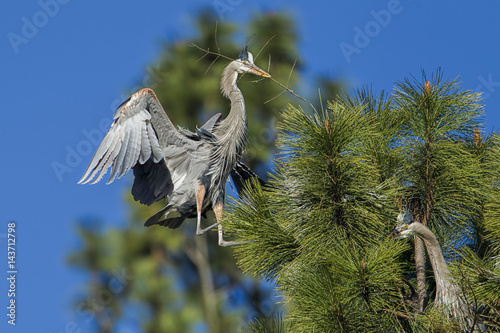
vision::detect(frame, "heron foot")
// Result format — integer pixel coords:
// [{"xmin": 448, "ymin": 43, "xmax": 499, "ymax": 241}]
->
[
  {"xmin": 218, "ymin": 239, "xmax": 253, "ymax": 247},
  {"xmin": 196, "ymin": 221, "xmax": 220, "ymax": 235}
]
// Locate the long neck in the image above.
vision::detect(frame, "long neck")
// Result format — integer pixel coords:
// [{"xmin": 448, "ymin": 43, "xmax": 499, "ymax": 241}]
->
[
  {"xmin": 215, "ymin": 63, "xmax": 248, "ymax": 155},
  {"xmin": 208, "ymin": 64, "xmax": 248, "ymax": 195},
  {"xmin": 412, "ymin": 223, "xmax": 470, "ymax": 310},
  {"xmin": 412, "ymin": 223, "xmax": 477, "ymax": 329},
  {"xmin": 412, "ymin": 223, "xmax": 452, "ymax": 302},
  {"xmin": 216, "ymin": 64, "xmax": 248, "ymax": 151}
]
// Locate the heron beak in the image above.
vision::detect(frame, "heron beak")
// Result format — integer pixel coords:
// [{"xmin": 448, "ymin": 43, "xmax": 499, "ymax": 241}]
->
[{"xmin": 248, "ymin": 64, "xmax": 271, "ymax": 78}]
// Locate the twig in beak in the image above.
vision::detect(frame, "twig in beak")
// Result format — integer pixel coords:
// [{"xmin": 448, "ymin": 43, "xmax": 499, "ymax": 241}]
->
[{"xmin": 190, "ymin": 42, "xmax": 306, "ymax": 102}]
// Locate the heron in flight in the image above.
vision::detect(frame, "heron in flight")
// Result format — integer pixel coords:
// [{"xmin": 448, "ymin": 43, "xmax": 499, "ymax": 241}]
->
[
  {"xmin": 79, "ymin": 47, "xmax": 270, "ymax": 246},
  {"xmin": 392, "ymin": 210, "xmax": 484, "ymax": 331}
]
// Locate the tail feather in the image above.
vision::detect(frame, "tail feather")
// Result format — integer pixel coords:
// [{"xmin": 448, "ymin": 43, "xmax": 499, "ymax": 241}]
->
[
  {"xmin": 230, "ymin": 161, "xmax": 266, "ymax": 196},
  {"xmin": 144, "ymin": 205, "xmax": 185, "ymax": 229}
]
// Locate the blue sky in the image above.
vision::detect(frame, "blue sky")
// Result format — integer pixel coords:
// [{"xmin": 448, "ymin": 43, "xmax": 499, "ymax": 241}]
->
[{"xmin": 1, "ymin": 1, "xmax": 499, "ymax": 332}]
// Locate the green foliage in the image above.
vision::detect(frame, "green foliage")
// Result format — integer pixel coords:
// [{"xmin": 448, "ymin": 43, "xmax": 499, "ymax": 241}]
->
[
  {"xmin": 470, "ymin": 132, "xmax": 500, "ymax": 257},
  {"xmin": 394, "ymin": 70, "xmax": 481, "ymax": 142},
  {"xmin": 394, "ymin": 70, "xmax": 485, "ymax": 234},
  {"xmin": 225, "ymin": 69, "xmax": 500, "ymax": 332},
  {"xmin": 343, "ymin": 87, "xmax": 404, "ymax": 182},
  {"xmin": 225, "ymin": 101, "xmax": 421, "ymax": 331},
  {"xmin": 453, "ymin": 248, "xmax": 500, "ymax": 328},
  {"xmin": 274, "ymin": 103, "xmax": 395, "ymax": 249},
  {"xmin": 281, "ymin": 239, "xmax": 414, "ymax": 333},
  {"xmin": 244, "ymin": 313, "xmax": 289, "ymax": 333},
  {"xmin": 226, "ymin": 180, "xmax": 299, "ymax": 281}
]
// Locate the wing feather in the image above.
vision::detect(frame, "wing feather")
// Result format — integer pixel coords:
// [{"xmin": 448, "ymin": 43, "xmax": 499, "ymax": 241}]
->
[
  {"xmin": 79, "ymin": 125, "xmax": 116, "ymax": 183},
  {"xmin": 90, "ymin": 133, "xmax": 121, "ymax": 184},
  {"xmin": 108, "ymin": 125, "xmax": 130, "ymax": 182},
  {"xmin": 122, "ymin": 117, "xmax": 141, "ymax": 174},
  {"xmin": 80, "ymin": 88, "xmax": 212, "ymax": 207},
  {"xmin": 147, "ymin": 121, "xmax": 163, "ymax": 163},
  {"xmin": 79, "ymin": 89, "xmax": 184, "ymax": 186},
  {"xmin": 139, "ymin": 121, "xmax": 151, "ymax": 164}
]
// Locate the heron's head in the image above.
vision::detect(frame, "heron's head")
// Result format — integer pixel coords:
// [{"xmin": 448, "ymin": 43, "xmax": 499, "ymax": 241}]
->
[
  {"xmin": 234, "ymin": 46, "xmax": 271, "ymax": 78},
  {"xmin": 391, "ymin": 210, "xmax": 415, "ymax": 239},
  {"xmin": 391, "ymin": 223, "xmax": 416, "ymax": 239}
]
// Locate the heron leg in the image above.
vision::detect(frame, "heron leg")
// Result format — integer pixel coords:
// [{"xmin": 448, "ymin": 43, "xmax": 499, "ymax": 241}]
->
[
  {"xmin": 195, "ymin": 184, "xmax": 219, "ymax": 235},
  {"xmin": 214, "ymin": 202, "xmax": 244, "ymax": 247}
]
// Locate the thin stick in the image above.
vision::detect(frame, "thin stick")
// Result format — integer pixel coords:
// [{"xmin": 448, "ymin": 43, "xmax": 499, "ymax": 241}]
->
[
  {"xmin": 190, "ymin": 43, "xmax": 234, "ymax": 62},
  {"xmin": 380, "ymin": 308, "xmax": 414, "ymax": 320},
  {"xmin": 195, "ymin": 49, "xmax": 210, "ymax": 62},
  {"xmin": 191, "ymin": 43, "xmax": 306, "ymax": 102},
  {"xmin": 254, "ymin": 35, "xmax": 276, "ymax": 62},
  {"xmin": 265, "ymin": 54, "xmax": 305, "ymax": 102},
  {"xmin": 214, "ymin": 21, "xmax": 220, "ymax": 53},
  {"xmin": 264, "ymin": 89, "xmax": 287, "ymax": 104},
  {"xmin": 288, "ymin": 58, "xmax": 297, "ymax": 84},
  {"xmin": 204, "ymin": 52, "xmax": 220, "ymax": 75},
  {"xmin": 202, "ymin": 22, "xmax": 221, "ymax": 75},
  {"xmin": 268, "ymin": 76, "xmax": 305, "ymax": 101},
  {"xmin": 263, "ymin": 56, "xmax": 302, "ymax": 104}
]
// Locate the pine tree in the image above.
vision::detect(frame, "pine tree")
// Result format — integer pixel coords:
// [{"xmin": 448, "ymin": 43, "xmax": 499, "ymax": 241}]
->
[{"xmin": 225, "ymin": 70, "xmax": 500, "ymax": 332}]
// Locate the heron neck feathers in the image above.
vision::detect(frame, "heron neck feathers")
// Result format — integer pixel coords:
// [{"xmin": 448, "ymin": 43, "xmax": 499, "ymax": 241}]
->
[
  {"xmin": 412, "ymin": 223, "xmax": 458, "ymax": 304},
  {"xmin": 207, "ymin": 62, "xmax": 248, "ymax": 202},
  {"xmin": 217, "ymin": 62, "xmax": 247, "ymax": 149},
  {"xmin": 221, "ymin": 62, "xmax": 240, "ymax": 98}
]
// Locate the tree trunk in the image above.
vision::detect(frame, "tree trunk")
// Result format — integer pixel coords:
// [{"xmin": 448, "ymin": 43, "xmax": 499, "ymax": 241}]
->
[
  {"xmin": 184, "ymin": 234, "xmax": 221, "ymax": 333},
  {"xmin": 90, "ymin": 270, "xmax": 113, "ymax": 333}
]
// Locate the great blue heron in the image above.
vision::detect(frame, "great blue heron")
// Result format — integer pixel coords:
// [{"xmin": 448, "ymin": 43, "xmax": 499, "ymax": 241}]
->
[
  {"xmin": 79, "ymin": 47, "xmax": 270, "ymax": 246},
  {"xmin": 392, "ymin": 210, "xmax": 484, "ymax": 331}
]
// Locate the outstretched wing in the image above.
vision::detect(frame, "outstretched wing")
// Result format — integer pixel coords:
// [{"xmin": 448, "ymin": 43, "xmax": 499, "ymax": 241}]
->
[{"xmin": 79, "ymin": 89, "xmax": 199, "ymax": 204}]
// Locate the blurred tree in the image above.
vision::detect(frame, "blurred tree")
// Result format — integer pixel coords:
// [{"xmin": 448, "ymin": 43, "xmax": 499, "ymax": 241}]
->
[
  {"xmin": 225, "ymin": 70, "xmax": 500, "ymax": 332},
  {"xmin": 70, "ymin": 8, "xmax": 343, "ymax": 333}
]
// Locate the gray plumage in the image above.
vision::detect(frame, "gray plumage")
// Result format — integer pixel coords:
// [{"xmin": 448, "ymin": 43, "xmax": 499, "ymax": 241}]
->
[
  {"xmin": 392, "ymin": 211, "xmax": 484, "ymax": 331},
  {"xmin": 79, "ymin": 48, "xmax": 270, "ymax": 245}
]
